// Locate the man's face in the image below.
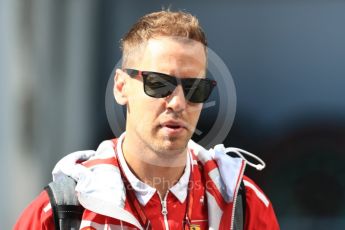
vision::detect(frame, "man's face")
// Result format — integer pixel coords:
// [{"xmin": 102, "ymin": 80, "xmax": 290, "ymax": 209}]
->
[{"xmin": 118, "ymin": 37, "xmax": 206, "ymax": 157}]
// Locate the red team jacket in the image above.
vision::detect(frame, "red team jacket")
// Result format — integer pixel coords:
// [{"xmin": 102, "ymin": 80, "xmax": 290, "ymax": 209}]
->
[{"xmin": 15, "ymin": 136, "xmax": 279, "ymax": 229}]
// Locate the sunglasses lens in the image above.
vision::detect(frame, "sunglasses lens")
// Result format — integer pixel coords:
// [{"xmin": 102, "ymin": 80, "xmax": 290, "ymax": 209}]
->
[
  {"xmin": 182, "ymin": 79, "xmax": 214, "ymax": 103},
  {"xmin": 135, "ymin": 70, "xmax": 215, "ymax": 103},
  {"xmin": 144, "ymin": 73, "xmax": 177, "ymax": 98}
]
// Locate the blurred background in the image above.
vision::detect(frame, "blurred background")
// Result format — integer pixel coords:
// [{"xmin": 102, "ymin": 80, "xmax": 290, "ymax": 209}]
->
[{"xmin": 1, "ymin": 0, "xmax": 344, "ymax": 229}]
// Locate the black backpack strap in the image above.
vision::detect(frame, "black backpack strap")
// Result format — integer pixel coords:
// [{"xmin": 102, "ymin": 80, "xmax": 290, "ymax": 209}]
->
[
  {"xmin": 44, "ymin": 175, "xmax": 84, "ymax": 230},
  {"xmin": 233, "ymin": 180, "xmax": 246, "ymax": 230}
]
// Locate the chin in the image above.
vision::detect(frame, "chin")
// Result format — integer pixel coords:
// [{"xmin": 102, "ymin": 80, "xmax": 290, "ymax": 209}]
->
[
  {"xmin": 160, "ymin": 138, "xmax": 188, "ymax": 154},
  {"xmin": 148, "ymin": 130, "xmax": 192, "ymax": 153}
]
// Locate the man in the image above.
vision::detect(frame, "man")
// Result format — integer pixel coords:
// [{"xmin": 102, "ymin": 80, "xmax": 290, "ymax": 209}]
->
[{"xmin": 15, "ymin": 10, "xmax": 279, "ymax": 229}]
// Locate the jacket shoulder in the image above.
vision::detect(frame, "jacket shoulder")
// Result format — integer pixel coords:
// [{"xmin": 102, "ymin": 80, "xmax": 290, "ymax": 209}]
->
[
  {"xmin": 14, "ymin": 190, "xmax": 54, "ymax": 230},
  {"xmin": 242, "ymin": 175, "xmax": 280, "ymax": 230}
]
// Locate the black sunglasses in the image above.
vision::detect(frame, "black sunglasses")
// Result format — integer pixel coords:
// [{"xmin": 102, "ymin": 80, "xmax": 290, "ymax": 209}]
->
[{"xmin": 124, "ymin": 69, "xmax": 217, "ymax": 103}]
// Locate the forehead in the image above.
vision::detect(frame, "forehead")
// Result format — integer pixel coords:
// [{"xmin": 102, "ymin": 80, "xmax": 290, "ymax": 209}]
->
[{"xmin": 135, "ymin": 37, "xmax": 207, "ymax": 76}]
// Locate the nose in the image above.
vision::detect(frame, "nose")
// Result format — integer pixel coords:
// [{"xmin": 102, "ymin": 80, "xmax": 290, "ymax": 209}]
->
[{"xmin": 166, "ymin": 85, "xmax": 187, "ymax": 113}]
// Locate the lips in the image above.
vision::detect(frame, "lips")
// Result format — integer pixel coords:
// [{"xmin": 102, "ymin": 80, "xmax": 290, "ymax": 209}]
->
[{"xmin": 160, "ymin": 120, "xmax": 187, "ymax": 130}]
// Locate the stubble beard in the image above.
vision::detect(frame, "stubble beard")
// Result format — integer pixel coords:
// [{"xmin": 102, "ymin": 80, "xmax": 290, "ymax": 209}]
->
[{"xmin": 136, "ymin": 125, "xmax": 191, "ymax": 161}]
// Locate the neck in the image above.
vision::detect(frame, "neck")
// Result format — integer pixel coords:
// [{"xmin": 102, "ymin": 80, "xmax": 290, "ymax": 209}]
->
[{"xmin": 122, "ymin": 136, "xmax": 187, "ymax": 196}]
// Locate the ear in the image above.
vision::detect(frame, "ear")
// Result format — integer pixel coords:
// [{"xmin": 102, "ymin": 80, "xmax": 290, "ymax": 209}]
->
[{"xmin": 113, "ymin": 69, "xmax": 128, "ymax": 105}]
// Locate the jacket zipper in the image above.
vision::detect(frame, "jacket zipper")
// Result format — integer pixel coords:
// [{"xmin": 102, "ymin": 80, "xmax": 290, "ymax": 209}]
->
[
  {"xmin": 158, "ymin": 191, "xmax": 170, "ymax": 230},
  {"xmin": 230, "ymin": 162, "xmax": 246, "ymax": 230}
]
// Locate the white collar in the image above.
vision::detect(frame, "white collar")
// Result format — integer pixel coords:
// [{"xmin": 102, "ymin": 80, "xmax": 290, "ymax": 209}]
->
[{"xmin": 116, "ymin": 133, "xmax": 190, "ymax": 205}]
